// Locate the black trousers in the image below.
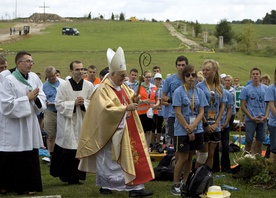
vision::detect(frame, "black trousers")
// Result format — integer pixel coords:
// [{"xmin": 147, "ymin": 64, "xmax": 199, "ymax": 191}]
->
[{"xmin": 213, "ymin": 127, "xmax": 231, "ymax": 172}]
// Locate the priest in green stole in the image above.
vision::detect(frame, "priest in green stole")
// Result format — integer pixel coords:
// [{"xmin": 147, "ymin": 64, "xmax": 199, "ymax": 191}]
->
[{"xmin": 76, "ymin": 47, "xmax": 154, "ymax": 197}]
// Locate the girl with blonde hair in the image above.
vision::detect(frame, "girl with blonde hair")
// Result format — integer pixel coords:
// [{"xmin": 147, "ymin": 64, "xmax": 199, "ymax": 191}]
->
[{"xmin": 195, "ymin": 60, "xmax": 226, "ymax": 169}]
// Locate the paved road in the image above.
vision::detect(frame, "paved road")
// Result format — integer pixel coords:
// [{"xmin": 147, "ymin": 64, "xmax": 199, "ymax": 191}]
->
[{"xmin": 164, "ymin": 22, "xmax": 209, "ymax": 51}]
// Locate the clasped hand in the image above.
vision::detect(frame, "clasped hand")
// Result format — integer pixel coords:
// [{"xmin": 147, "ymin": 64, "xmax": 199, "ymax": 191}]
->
[
  {"xmin": 28, "ymin": 88, "xmax": 39, "ymax": 101},
  {"xmin": 75, "ymin": 96, "xmax": 84, "ymax": 106}
]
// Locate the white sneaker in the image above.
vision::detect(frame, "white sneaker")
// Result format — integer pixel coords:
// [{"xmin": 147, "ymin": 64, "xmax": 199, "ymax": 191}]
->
[{"xmin": 171, "ymin": 183, "xmax": 181, "ymax": 196}]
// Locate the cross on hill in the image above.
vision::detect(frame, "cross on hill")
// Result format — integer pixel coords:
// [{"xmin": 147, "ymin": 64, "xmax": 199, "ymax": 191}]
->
[{"xmin": 39, "ymin": 2, "xmax": 49, "ymax": 22}]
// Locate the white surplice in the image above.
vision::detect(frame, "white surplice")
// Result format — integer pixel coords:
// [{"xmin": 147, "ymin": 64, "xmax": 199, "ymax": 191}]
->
[
  {"xmin": 55, "ymin": 80, "xmax": 94, "ymax": 149},
  {"xmin": 0, "ymin": 72, "xmax": 46, "ymax": 151}
]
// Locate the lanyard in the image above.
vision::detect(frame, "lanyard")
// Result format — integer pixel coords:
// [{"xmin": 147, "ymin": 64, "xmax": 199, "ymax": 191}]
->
[
  {"xmin": 47, "ymin": 80, "xmax": 58, "ymax": 90},
  {"xmin": 183, "ymin": 84, "xmax": 194, "ymax": 114},
  {"xmin": 205, "ymin": 80, "xmax": 215, "ymax": 106},
  {"xmin": 205, "ymin": 80, "xmax": 213, "ymax": 92}
]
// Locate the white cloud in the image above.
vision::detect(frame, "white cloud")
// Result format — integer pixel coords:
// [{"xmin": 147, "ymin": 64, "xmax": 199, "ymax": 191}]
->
[{"xmin": 0, "ymin": 0, "xmax": 275, "ymax": 23}]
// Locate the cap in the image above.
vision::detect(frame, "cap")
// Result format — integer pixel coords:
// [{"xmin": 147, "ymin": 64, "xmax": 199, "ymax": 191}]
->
[
  {"xmin": 154, "ymin": 73, "xmax": 162, "ymax": 79},
  {"xmin": 220, "ymin": 73, "xmax": 226, "ymax": 79},
  {"xmin": 106, "ymin": 47, "xmax": 126, "ymax": 73}
]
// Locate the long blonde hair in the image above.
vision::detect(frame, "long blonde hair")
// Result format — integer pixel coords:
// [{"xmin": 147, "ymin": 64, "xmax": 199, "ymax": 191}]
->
[{"xmin": 202, "ymin": 59, "xmax": 223, "ymax": 96}]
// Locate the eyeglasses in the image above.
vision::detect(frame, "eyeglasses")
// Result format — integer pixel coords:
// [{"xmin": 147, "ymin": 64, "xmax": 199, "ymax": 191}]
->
[
  {"xmin": 47, "ymin": 74, "xmax": 56, "ymax": 79},
  {"xmin": 115, "ymin": 72, "xmax": 127, "ymax": 78},
  {"xmin": 185, "ymin": 73, "xmax": 196, "ymax": 78},
  {"xmin": 145, "ymin": 76, "xmax": 152, "ymax": 78},
  {"xmin": 20, "ymin": 59, "xmax": 34, "ymax": 64},
  {"xmin": 177, "ymin": 64, "xmax": 186, "ymax": 66}
]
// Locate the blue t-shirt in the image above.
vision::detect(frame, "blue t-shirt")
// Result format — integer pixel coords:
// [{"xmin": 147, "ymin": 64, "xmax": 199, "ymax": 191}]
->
[
  {"xmin": 226, "ymin": 87, "xmax": 236, "ymax": 115},
  {"xmin": 162, "ymin": 74, "xmax": 182, "ymax": 118},
  {"xmin": 163, "ymin": 92, "xmax": 170, "ymax": 119},
  {"xmin": 43, "ymin": 80, "xmax": 61, "ymax": 112},
  {"xmin": 239, "ymin": 83, "xmax": 268, "ymax": 121},
  {"xmin": 125, "ymin": 81, "xmax": 138, "ymax": 92},
  {"xmin": 172, "ymin": 86, "xmax": 208, "ymax": 136},
  {"xmin": 220, "ymin": 90, "xmax": 234, "ymax": 128},
  {"xmin": 265, "ymin": 84, "xmax": 276, "ymax": 127},
  {"xmin": 197, "ymin": 80, "xmax": 227, "ymax": 132}
]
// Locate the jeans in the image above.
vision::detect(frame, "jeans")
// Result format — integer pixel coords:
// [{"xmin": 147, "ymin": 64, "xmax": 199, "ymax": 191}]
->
[{"xmin": 245, "ymin": 121, "xmax": 266, "ymax": 143}]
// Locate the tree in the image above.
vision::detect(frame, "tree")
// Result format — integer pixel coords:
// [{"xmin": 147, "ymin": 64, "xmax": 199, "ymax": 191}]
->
[
  {"xmin": 88, "ymin": 12, "xmax": 91, "ymax": 19},
  {"xmin": 111, "ymin": 13, "xmax": 115, "ymax": 20},
  {"xmin": 255, "ymin": 19, "xmax": 263, "ymax": 24},
  {"xmin": 214, "ymin": 19, "xmax": 234, "ymax": 44},
  {"xmin": 119, "ymin": 12, "xmax": 125, "ymax": 21},
  {"xmin": 263, "ymin": 10, "xmax": 276, "ymax": 24},
  {"xmin": 236, "ymin": 22, "xmax": 256, "ymax": 54},
  {"xmin": 241, "ymin": 19, "xmax": 254, "ymax": 24},
  {"xmin": 193, "ymin": 20, "xmax": 202, "ymax": 37}
]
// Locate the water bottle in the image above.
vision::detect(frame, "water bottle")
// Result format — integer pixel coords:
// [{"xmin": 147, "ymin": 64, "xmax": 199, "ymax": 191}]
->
[{"xmin": 221, "ymin": 184, "xmax": 239, "ymax": 191}]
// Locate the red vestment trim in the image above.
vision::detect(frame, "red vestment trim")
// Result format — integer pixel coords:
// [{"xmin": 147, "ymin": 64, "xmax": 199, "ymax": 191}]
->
[{"xmin": 114, "ymin": 88, "xmax": 153, "ymax": 185}]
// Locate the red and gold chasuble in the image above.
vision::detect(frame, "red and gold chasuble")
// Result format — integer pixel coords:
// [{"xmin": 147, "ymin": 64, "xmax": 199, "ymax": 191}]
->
[{"xmin": 114, "ymin": 88, "xmax": 154, "ymax": 185}]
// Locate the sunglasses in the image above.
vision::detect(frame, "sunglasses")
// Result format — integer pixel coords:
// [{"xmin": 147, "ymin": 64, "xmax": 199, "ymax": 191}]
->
[{"xmin": 185, "ymin": 73, "xmax": 196, "ymax": 78}]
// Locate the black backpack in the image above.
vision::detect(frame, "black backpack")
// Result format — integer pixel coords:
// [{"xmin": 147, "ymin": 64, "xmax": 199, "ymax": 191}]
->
[
  {"xmin": 153, "ymin": 154, "xmax": 175, "ymax": 181},
  {"xmin": 182, "ymin": 165, "xmax": 213, "ymax": 198}
]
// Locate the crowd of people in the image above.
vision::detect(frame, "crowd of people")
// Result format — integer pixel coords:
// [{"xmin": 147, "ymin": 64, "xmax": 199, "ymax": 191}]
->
[{"xmin": 0, "ymin": 50, "xmax": 275, "ymax": 197}]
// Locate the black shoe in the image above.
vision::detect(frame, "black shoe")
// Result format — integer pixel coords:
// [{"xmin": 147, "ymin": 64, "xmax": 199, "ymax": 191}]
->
[
  {"xmin": 99, "ymin": 187, "xmax": 112, "ymax": 194},
  {"xmin": 129, "ymin": 189, "xmax": 153, "ymax": 197}
]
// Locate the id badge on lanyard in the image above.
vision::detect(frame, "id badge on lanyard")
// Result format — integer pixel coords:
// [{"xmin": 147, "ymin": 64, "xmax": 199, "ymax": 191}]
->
[
  {"xmin": 189, "ymin": 114, "xmax": 197, "ymax": 130},
  {"xmin": 207, "ymin": 108, "xmax": 216, "ymax": 124},
  {"xmin": 205, "ymin": 81, "xmax": 216, "ymax": 124}
]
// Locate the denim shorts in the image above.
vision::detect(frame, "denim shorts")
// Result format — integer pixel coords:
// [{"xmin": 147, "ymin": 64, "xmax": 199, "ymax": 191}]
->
[
  {"xmin": 245, "ymin": 121, "xmax": 266, "ymax": 143},
  {"xmin": 268, "ymin": 124, "xmax": 276, "ymax": 153}
]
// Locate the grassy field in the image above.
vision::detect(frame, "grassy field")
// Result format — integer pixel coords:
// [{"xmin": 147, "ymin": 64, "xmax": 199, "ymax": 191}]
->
[
  {"xmin": 0, "ymin": 20, "xmax": 275, "ymax": 85},
  {"xmin": 2, "ymin": 151, "xmax": 276, "ymax": 198},
  {"xmin": 1, "ymin": 20, "xmax": 276, "ymax": 197}
]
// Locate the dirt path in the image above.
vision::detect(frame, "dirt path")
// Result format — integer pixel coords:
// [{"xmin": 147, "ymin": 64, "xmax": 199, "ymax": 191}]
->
[
  {"xmin": 0, "ymin": 23, "xmax": 48, "ymax": 45},
  {"xmin": 163, "ymin": 22, "xmax": 208, "ymax": 51}
]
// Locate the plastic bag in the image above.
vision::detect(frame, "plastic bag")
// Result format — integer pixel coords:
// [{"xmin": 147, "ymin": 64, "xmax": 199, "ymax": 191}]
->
[{"xmin": 146, "ymin": 108, "xmax": 153, "ymax": 118}]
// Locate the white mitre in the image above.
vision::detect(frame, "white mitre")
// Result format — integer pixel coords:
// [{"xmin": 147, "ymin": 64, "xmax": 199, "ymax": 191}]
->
[{"xmin": 106, "ymin": 47, "xmax": 126, "ymax": 73}]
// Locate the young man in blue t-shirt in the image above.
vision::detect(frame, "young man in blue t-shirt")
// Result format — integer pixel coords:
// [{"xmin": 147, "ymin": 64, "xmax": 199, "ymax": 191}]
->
[
  {"xmin": 240, "ymin": 67, "xmax": 269, "ymax": 155},
  {"xmin": 162, "ymin": 55, "xmax": 188, "ymax": 144}
]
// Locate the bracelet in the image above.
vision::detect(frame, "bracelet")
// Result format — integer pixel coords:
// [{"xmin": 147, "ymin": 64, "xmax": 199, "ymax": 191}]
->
[
  {"xmin": 188, "ymin": 131, "xmax": 193, "ymax": 135},
  {"xmin": 203, "ymin": 122, "xmax": 209, "ymax": 127}
]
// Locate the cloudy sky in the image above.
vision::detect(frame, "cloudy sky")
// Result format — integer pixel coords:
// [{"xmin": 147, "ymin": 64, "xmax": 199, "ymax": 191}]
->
[{"xmin": 1, "ymin": 0, "xmax": 275, "ymax": 24}]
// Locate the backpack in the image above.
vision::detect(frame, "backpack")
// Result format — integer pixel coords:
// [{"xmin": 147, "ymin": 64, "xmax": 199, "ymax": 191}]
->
[
  {"xmin": 182, "ymin": 165, "xmax": 213, "ymax": 198},
  {"xmin": 153, "ymin": 154, "xmax": 175, "ymax": 181}
]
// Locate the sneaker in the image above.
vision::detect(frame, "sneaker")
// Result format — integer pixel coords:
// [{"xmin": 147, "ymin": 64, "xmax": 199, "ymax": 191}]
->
[{"xmin": 171, "ymin": 183, "xmax": 181, "ymax": 196}]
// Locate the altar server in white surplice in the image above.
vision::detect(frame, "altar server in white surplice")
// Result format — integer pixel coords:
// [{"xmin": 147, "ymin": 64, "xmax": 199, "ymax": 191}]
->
[
  {"xmin": 50, "ymin": 60, "xmax": 94, "ymax": 185},
  {"xmin": 0, "ymin": 51, "xmax": 46, "ymax": 195}
]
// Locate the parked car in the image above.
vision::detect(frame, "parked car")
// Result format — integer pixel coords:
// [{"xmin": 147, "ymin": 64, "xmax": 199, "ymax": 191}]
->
[{"xmin": 62, "ymin": 27, "xmax": 80, "ymax": 36}]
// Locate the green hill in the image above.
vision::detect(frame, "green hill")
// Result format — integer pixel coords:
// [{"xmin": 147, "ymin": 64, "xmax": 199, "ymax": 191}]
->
[{"xmin": 0, "ymin": 20, "xmax": 275, "ymax": 85}]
